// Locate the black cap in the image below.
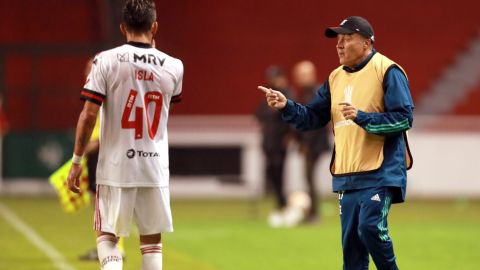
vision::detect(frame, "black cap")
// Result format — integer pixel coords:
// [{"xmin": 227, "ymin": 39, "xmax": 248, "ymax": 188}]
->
[{"xmin": 325, "ymin": 16, "xmax": 375, "ymax": 43}]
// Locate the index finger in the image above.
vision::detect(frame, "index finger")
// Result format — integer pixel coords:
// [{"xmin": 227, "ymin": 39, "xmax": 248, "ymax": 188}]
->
[
  {"xmin": 338, "ymin": 101, "xmax": 352, "ymax": 106},
  {"xmin": 258, "ymin": 86, "xmax": 272, "ymax": 93}
]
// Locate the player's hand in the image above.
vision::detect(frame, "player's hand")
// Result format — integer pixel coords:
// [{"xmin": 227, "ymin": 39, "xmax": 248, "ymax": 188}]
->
[
  {"xmin": 339, "ymin": 101, "xmax": 358, "ymax": 120},
  {"xmin": 258, "ymin": 86, "xmax": 287, "ymax": 109},
  {"xmin": 67, "ymin": 163, "xmax": 83, "ymax": 194}
]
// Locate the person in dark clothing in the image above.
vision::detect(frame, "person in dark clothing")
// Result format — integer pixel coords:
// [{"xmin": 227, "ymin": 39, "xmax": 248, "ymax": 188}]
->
[
  {"xmin": 255, "ymin": 66, "xmax": 296, "ymax": 215},
  {"xmin": 292, "ymin": 61, "xmax": 330, "ymax": 224}
]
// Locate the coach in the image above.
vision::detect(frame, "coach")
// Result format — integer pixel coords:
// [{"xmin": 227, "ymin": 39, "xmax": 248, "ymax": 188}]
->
[{"xmin": 259, "ymin": 16, "xmax": 413, "ymax": 270}]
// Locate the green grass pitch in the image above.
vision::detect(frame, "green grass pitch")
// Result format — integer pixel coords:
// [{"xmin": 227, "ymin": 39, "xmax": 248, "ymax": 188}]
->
[{"xmin": 0, "ymin": 196, "xmax": 479, "ymax": 269}]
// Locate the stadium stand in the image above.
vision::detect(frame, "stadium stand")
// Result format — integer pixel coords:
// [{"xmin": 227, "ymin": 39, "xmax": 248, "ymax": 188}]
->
[
  {"xmin": 452, "ymin": 84, "xmax": 480, "ymax": 115},
  {"xmin": 2, "ymin": 0, "xmax": 480, "ymax": 131},
  {"xmin": 2, "ymin": 0, "xmax": 480, "ymax": 179}
]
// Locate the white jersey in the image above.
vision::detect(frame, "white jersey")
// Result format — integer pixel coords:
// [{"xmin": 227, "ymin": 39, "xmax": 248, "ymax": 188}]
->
[{"xmin": 81, "ymin": 42, "xmax": 183, "ymax": 187}]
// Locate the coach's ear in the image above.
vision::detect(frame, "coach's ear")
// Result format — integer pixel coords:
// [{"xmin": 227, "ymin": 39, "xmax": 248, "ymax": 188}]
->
[
  {"xmin": 151, "ymin": 22, "xmax": 158, "ymax": 35},
  {"xmin": 120, "ymin": 23, "xmax": 127, "ymax": 36}
]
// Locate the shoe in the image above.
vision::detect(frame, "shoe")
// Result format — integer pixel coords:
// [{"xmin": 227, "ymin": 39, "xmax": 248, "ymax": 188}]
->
[
  {"xmin": 79, "ymin": 248, "xmax": 98, "ymax": 261},
  {"xmin": 283, "ymin": 206, "xmax": 304, "ymax": 227},
  {"xmin": 268, "ymin": 210, "xmax": 284, "ymax": 228}
]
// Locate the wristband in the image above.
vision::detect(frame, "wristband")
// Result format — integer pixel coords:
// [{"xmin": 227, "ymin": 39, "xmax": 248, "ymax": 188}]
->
[{"xmin": 72, "ymin": 153, "xmax": 83, "ymax": 164}]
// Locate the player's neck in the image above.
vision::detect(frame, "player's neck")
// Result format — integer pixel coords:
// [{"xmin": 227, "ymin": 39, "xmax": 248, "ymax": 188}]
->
[{"xmin": 126, "ymin": 34, "xmax": 152, "ymax": 45}]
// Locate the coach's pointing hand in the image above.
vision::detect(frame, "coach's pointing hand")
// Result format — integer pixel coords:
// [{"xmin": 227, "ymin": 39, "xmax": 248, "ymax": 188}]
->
[
  {"xmin": 258, "ymin": 86, "xmax": 287, "ymax": 109},
  {"xmin": 67, "ymin": 163, "xmax": 83, "ymax": 194},
  {"xmin": 339, "ymin": 101, "xmax": 358, "ymax": 120}
]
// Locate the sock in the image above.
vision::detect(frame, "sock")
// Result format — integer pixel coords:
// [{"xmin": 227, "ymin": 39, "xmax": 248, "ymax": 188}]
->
[
  {"xmin": 97, "ymin": 235, "xmax": 123, "ymax": 270},
  {"xmin": 118, "ymin": 237, "xmax": 125, "ymax": 257},
  {"xmin": 140, "ymin": 243, "xmax": 162, "ymax": 270}
]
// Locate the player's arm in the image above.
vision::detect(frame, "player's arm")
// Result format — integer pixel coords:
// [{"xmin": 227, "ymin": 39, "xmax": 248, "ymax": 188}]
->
[
  {"xmin": 348, "ymin": 67, "xmax": 413, "ymax": 137},
  {"xmin": 67, "ymin": 101, "xmax": 101, "ymax": 193},
  {"xmin": 258, "ymin": 81, "xmax": 332, "ymax": 131},
  {"xmin": 68, "ymin": 52, "xmax": 107, "ymax": 193}
]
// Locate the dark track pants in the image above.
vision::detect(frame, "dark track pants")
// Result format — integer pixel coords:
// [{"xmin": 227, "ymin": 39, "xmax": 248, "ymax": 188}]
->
[
  {"xmin": 339, "ymin": 187, "xmax": 399, "ymax": 270},
  {"xmin": 266, "ymin": 151, "xmax": 287, "ymax": 208}
]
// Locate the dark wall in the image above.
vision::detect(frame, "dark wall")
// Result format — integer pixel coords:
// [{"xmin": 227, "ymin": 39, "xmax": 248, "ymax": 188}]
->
[
  {"xmin": 154, "ymin": 0, "xmax": 480, "ymax": 115},
  {"xmin": 2, "ymin": 0, "xmax": 480, "ymax": 131}
]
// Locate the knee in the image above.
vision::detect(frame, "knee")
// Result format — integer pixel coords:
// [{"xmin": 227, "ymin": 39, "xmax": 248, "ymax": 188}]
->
[
  {"xmin": 140, "ymin": 233, "xmax": 161, "ymax": 246},
  {"xmin": 358, "ymin": 220, "xmax": 378, "ymax": 237}
]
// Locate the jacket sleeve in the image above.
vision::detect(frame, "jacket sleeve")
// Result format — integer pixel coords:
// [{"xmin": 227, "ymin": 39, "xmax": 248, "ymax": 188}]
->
[
  {"xmin": 353, "ymin": 66, "xmax": 414, "ymax": 137},
  {"xmin": 279, "ymin": 81, "xmax": 331, "ymax": 131}
]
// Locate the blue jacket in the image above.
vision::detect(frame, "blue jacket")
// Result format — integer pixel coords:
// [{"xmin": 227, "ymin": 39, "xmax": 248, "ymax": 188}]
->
[{"xmin": 279, "ymin": 49, "xmax": 414, "ymax": 203}]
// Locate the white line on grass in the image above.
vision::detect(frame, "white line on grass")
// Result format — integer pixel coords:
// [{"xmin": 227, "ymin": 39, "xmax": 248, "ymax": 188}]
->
[{"xmin": 0, "ymin": 201, "xmax": 77, "ymax": 270}]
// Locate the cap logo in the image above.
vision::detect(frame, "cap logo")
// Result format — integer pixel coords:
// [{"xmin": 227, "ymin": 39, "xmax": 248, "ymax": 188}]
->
[{"xmin": 340, "ymin": 20, "xmax": 347, "ymax": 26}]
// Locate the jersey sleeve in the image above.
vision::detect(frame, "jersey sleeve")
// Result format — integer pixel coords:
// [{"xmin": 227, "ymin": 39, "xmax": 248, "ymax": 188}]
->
[
  {"xmin": 81, "ymin": 54, "xmax": 108, "ymax": 105},
  {"xmin": 170, "ymin": 59, "xmax": 184, "ymax": 103}
]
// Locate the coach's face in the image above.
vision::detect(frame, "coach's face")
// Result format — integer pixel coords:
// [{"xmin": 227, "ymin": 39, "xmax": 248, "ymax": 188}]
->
[{"xmin": 336, "ymin": 33, "xmax": 365, "ymax": 69}]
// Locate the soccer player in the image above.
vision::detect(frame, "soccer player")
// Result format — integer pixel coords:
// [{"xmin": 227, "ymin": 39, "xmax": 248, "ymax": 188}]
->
[
  {"xmin": 260, "ymin": 16, "xmax": 413, "ymax": 270},
  {"xmin": 67, "ymin": 1, "xmax": 183, "ymax": 269},
  {"xmin": 79, "ymin": 58, "xmax": 126, "ymax": 261}
]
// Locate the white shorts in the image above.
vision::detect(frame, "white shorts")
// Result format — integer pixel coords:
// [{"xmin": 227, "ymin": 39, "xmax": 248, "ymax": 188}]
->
[{"xmin": 94, "ymin": 185, "xmax": 173, "ymax": 237}]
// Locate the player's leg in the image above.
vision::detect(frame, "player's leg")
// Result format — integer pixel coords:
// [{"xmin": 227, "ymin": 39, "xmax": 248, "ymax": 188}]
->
[
  {"xmin": 139, "ymin": 233, "xmax": 162, "ymax": 270},
  {"xmin": 79, "ymin": 151, "xmax": 100, "ymax": 261},
  {"xmin": 339, "ymin": 190, "xmax": 369, "ymax": 270},
  {"xmin": 134, "ymin": 187, "xmax": 173, "ymax": 270},
  {"xmin": 95, "ymin": 185, "xmax": 136, "ymax": 270},
  {"xmin": 267, "ymin": 151, "xmax": 287, "ymax": 208},
  {"xmin": 96, "ymin": 231, "xmax": 123, "ymax": 270},
  {"xmin": 357, "ymin": 187, "xmax": 398, "ymax": 270},
  {"xmin": 305, "ymin": 148, "xmax": 320, "ymax": 222}
]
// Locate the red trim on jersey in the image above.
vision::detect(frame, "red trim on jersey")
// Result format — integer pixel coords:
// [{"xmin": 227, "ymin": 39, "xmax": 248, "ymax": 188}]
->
[
  {"xmin": 95, "ymin": 185, "xmax": 100, "ymax": 231},
  {"xmin": 81, "ymin": 91, "xmax": 104, "ymax": 102},
  {"xmin": 171, "ymin": 94, "xmax": 182, "ymax": 103}
]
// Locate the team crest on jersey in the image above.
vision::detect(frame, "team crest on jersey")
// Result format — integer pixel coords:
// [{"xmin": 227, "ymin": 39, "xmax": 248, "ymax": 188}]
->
[
  {"xmin": 344, "ymin": 85, "xmax": 354, "ymax": 103},
  {"xmin": 117, "ymin": 52, "xmax": 129, "ymax": 62},
  {"xmin": 334, "ymin": 85, "xmax": 357, "ymax": 129}
]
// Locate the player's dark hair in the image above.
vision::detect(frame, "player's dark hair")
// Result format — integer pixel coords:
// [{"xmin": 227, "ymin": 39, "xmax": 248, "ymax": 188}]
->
[{"xmin": 122, "ymin": 0, "xmax": 157, "ymax": 33}]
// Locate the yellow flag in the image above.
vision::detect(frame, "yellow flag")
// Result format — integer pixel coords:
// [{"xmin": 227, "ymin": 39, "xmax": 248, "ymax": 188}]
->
[{"xmin": 49, "ymin": 159, "xmax": 90, "ymax": 214}]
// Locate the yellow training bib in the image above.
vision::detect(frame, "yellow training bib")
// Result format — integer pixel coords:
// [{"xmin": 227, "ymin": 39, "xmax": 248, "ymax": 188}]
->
[{"xmin": 329, "ymin": 53, "xmax": 411, "ymax": 176}]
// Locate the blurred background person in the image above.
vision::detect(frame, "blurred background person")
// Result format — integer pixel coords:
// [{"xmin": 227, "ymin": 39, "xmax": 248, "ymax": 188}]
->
[
  {"xmin": 255, "ymin": 66, "xmax": 296, "ymax": 226},
  {"xmin": 78, "ymin": 58, "xmax": 126, "ymax": 261},
  {"xmin": 292, "ymin": 61, "xmax": 330, "ymax": 224},
  {"xmin": 0, "ymin": 94, "xmax": 8, "ymax": 139}
]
